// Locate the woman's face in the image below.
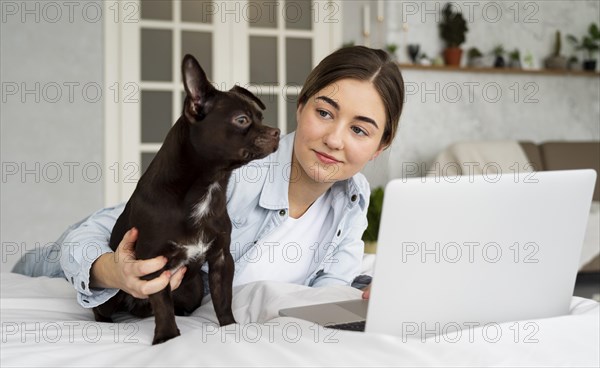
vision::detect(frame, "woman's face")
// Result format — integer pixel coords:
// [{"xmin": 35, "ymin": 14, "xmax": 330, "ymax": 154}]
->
[{"xmin": 293, "ymin": 78, "xmax": 386, "ymax": 185}]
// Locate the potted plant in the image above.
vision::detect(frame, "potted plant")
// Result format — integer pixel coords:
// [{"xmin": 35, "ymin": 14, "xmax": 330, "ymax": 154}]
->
[
  {"xmin": 522, "ymin": 50, "xmax": 537, "ymax": 70},
  {"xmin": 567, "ymin": 23, "xmax": 600, "ymax": 71},
  {"xmin": 418, "ymin": 53, "xmax": 432, "ymax": 66},
  {"xmin": 568, "ymin": 55, "xmax": 581, "ymax": 71},
  {"xmin": 508, "ymin": 48, "xmax": 522, "ymax": 68},
  {"xmin": 362, "ymin": 187, "xmax": 384, "ymax": 253},
  {"xmin": 432, "ymin": 55, "xmax": 445, "ymax": 66},
  {"xmin": 544, "ymin": 30, "xmax": 567, "ymax": 70},
  {"xmin": 438, "ymin": 2, "xmax": 468, "ymax": 66},
  {"xmin": 385, "ymin": 43, "xmax": 398, "ymax": 60},
  {"xmin": 467, "ymin": 47, "xmax": 484, "ymax": 67},
  {"xmin": 407, "ymin": 44, "xmax": 421, "ymax": 64},
  {"xmin": 493, "ymin": 44, "xmax": 506, "ymax": 68}
]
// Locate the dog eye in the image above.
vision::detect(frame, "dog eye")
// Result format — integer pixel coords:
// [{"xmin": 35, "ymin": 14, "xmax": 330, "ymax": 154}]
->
[{"xmin": 234, "ymin": 116, "xmax": 250, "ymax": 126}]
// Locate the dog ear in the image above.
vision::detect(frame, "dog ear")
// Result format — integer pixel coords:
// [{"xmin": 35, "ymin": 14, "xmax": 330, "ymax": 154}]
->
[
  {"xmin": 182, "ymin": 54, "xmax": 213, "ymax": 120},
  {"xmin": 230, "ymin": 85, "xmax": 266, "ymax": 110}
]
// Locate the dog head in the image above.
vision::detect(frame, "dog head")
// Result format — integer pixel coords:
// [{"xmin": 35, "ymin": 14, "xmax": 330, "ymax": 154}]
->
[{"xmin": 181, "ymin": 54, "xmax": 280, "ymax": 169}]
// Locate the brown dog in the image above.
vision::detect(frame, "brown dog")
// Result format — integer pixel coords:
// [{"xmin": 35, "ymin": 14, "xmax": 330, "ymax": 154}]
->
[{"xmin": 93, "ymin": 54, "xmax": 280, "ymax": 344}]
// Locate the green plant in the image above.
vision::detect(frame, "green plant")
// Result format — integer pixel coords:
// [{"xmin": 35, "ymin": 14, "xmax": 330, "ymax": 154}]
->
[
  {"xmin": 523, "ymin": 51, "xmax": 534, "ymax": 67},
  {"xmin": 439, "ymin": 2, "xmax": 468, "ymax": 48},
  {"xmin": 509, "ymin": 48, "xmax": 521, "ymax": 61},
  {"xmin": 341, "ymin": 41, "xmax": 355, "ymax": 48},
  {"xmin": 492, "ymin": 44, "xmax": 505, "ymax": 56},
  {"xmin": 467, "ymin": 47, "xmax": 483, "ymax": 59},
  {"xmin": 362, "ymin": 187, "xmax": 384, "ymax": 242},
  {"xmin": 567, "ymin": 23, "xmax": 600, "ymax": 60},
  {"xmin": 552, "ymin": 30, "xmax": 563, "ymax": 57},
  {"xmin": 385, "ymin": 43, "xmax": 398, "ymax": 54}
]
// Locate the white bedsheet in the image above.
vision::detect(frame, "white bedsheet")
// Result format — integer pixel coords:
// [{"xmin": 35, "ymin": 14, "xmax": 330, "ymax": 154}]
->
[{"xmin": 1, "ymin": 272, "xmax": 599, "ymax": 367}]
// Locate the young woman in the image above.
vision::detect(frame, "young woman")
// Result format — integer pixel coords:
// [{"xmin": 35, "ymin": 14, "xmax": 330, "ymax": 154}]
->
[{"xmin": 14, "ymin": 46, "xmax": 404, "ymax": 307}]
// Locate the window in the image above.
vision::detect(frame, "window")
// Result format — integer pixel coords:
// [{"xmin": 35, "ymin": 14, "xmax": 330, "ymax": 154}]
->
[{"xmin": 104, "ymin": 0, "xmax": 341, "ymax": 203}]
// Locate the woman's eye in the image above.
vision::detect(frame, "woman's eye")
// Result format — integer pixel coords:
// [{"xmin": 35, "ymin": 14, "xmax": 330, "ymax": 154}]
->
[
  {"xmin": 317, "ymin": 109, "xmax": 331, "ymax": 119},
  {"xmin": 351, "ymin": 126, "xmax": 367, "ymax": 136}
]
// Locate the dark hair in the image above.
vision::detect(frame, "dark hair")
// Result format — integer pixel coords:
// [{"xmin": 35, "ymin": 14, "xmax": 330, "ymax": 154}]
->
[{"xmin": 298, "ymin": 46, "xmax": 405, "ymax": 148}]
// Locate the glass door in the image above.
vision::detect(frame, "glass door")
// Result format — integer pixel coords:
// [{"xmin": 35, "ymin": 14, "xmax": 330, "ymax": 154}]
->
[{"xmin": 105, "ymin": 0, "xmax": 341, "ymax": 203}]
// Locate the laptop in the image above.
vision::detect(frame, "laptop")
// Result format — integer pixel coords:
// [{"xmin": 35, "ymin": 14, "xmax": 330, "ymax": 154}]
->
[{"xmin": 279, "ymin": 169, "xmax": 597, "ymax": 337}]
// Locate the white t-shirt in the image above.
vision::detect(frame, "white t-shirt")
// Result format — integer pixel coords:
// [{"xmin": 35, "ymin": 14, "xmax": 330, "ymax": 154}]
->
[{"xmin": 233, "ymin": 191, "xmax": 333, "ymax": 287}]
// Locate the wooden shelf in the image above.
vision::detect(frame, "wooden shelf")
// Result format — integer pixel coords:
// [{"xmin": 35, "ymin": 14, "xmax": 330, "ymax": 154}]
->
[{"xmin": 397, "ymin": 63, "xmax": 600, "ymax": 77}]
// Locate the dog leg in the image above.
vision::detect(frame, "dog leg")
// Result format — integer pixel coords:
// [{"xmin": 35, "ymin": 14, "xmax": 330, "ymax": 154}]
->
[
  {"xmin": 208, "ymin": 250, "xmax": 236, "ymax": 326},
  {"xmin": 148, "ymin": 285, "xmax": 180, "ymax": 345},
  {"xmin": 93, "ymin": 307, "xmax": 113, "ymax": 323},
  {"xmin": 172, "ymin": 270, "xmax": 205, "ymax": 315},
  {"xmin": 92, "ymin": 290, "xmax": 126, "ymax": 322}
]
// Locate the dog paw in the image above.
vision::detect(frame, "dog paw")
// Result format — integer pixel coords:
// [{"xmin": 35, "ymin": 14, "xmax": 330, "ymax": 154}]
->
[
  {"xmin": 152, "ymin": 328, "xmax": 181, "ymax": 345},
  {"xmin": 219, "ymin": 317, "xmax": 237, "ymax": 327},
  {"xmin": 92, "ymin": 308, "xmax": 114, "ymax": 323}
]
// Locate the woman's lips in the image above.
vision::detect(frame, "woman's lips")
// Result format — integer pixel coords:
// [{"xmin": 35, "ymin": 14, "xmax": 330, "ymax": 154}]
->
[{"xmin": 314, "ymin": 150, "xmax": 341, "ymax": 165}]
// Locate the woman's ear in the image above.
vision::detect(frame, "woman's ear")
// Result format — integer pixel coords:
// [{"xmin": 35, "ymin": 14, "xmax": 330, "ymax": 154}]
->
[
  {"xmin": 296, "ymin": 103, "xmax": 305, "ymax": 124},
  {"xmin": 371, "ymin": 144, "xmax": 388, "ymax": 160}
]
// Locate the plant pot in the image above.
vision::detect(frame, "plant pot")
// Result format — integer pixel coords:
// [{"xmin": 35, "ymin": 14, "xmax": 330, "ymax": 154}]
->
[
  {"xmin": 443, "ymin": 47, "xmax": 463, "ymax": 66},
  {"xmin": 568, "ymin": 60, "xmax": 582, "ymax": 71},
  {"xmin": 467, "ymin": 56, "xmax": 485, "ymax": 68},
  {"xmin": 583, "ymin": 60, "xmax": 597, "ymax": 71},
  {"xmin": 544, "ymin": 55, "xmax": 567, "ymax": 70},
  {"xmin": 494, "ymin": 55, "xmax": 505, "ymax": 68},
  {"xmin": 508, "ymin": 59, "xmax": 522, "ymax": 69}
]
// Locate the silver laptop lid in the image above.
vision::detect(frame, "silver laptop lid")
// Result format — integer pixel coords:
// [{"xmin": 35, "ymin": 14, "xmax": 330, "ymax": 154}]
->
[{"xmin": 366, "ymin": 169, "xmax": 596, "ymax": 337}]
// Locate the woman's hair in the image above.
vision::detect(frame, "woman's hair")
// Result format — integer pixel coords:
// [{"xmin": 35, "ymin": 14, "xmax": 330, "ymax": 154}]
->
[{"xmin": 298, "ymin": 45, "xmax": 405, "ymax": 148}]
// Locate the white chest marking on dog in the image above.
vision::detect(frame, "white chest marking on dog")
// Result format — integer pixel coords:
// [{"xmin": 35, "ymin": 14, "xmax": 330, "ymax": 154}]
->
[
  {"xmin": 191, "ymin": 182, "xmax": 220, "ymax": 224},
  {"xmin": 185, "ymin": 237, "xmax": 212, "ymax": 261},
  {"xmin": 169, "ymin": 236, "xmax": 213, "ymax": 273}
]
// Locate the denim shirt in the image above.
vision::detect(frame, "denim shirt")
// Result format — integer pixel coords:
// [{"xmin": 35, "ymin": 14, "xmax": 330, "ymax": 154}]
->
[{"xmin": 59, "ymin": 132, "xmax": 371, "ymax": 308}]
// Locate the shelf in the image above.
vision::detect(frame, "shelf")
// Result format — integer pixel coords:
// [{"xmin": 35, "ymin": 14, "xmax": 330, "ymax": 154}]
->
[{"xmin": 397, "ymin": 63, "xmax": 600, "ymax": 77}]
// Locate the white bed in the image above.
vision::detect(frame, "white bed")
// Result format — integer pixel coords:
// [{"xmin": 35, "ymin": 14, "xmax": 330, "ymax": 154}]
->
[{"xmin": 2, "ymin": 262, "xmax": 599, "ymax": 368}]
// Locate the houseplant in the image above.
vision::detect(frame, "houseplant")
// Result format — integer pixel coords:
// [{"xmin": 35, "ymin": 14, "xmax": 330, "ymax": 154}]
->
[
  {"xmin": 362, "ymin": 187, "xmax": 384, "ymax": 253},
  {"xmin": 544, "ymin": 30, "xmax": 567, "ymax": 70},
  {"xmin": 568, "ymin": 55, "xmax": 581, "ymax": 70},
  {"xmin": 438, "ymin": 2, "xmax": 468, "ymax": 66},
  {"xmin": 508, "ymin": 48, "xmax": 522, "ymax": 68},
  {"xmin": 493, "ymin": 44, "xmax": 506, "ymax": 68},
  {"xmin": 567, "ymin": 23, "xmax": 600, "ymax": 71},
  {"xmin": 407, "ymin": 44, "xmax": 420, "ymax": 64},
  {"xmin": 467, "ymin": 47, "xmax": 484, "ymax": 67},
  {"xmin": 467, "ymin": 47, "xmax": 484, "ymax": 68},
  {"xmin": 385, "ymin": 43, "xmax": 398, "ymax": 60},
  {"xmin": 522, "ymin": 50, "xmax": 536, "ymax": 70}
]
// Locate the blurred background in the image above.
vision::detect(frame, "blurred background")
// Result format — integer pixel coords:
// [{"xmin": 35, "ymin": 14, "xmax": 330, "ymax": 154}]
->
[{"xmin": 1, "ymin": 1, "xmax": 599, "ymax": 277}]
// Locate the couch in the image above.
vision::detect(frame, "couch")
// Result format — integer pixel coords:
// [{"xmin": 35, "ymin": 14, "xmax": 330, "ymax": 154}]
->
[
  {"xmin": 519, "ymin": 141, "xmax": 599, "ymax": 272},
  {"xmin": 430, "ymin": 140, "xmax": 599, "ymax": 274}
]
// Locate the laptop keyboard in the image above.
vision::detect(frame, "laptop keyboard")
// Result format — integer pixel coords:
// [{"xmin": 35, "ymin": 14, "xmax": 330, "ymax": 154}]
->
[{"xmin": 325, "ymin": 321, "xmax": 366, "ymax": 331}]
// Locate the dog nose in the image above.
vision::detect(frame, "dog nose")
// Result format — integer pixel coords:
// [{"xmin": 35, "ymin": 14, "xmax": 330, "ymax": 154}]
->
[{"xmin": 270, "ymin": 128, "xmax": 280, "ymax": 139}]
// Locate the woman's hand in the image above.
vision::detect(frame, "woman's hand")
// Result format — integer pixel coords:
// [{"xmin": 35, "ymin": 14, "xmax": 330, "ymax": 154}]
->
[
  {"xmin": 90, "ymin": 228, "xmax": 187, "ymax": 298},
  {"xmin": 362, "ymin": 284, "xmax": 371, "ymax": 299}
]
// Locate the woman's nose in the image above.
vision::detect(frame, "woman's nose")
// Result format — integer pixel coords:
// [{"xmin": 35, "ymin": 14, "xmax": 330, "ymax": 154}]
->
[{"xmin": 323, "ymin": 125, "xmax": 344, "ymax": 150}]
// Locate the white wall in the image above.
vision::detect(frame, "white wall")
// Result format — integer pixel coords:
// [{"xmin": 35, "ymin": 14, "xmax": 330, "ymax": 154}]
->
[
  {"xmin": 386, "ymin": 0, "xmax": 600, "ymax": 67},
  {"xmin": 1, "ymin": 0, "xmax": 104, "ymax": 271},
  {"xmin": 347, "ymin": 0, "xmax": 600, "ymax": 188}
]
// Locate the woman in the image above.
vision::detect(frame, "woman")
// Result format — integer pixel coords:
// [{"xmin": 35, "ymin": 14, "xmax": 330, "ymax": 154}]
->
[{"xmin": 14, "ymin": 46, "xmax": 404, "ymax": 307}]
